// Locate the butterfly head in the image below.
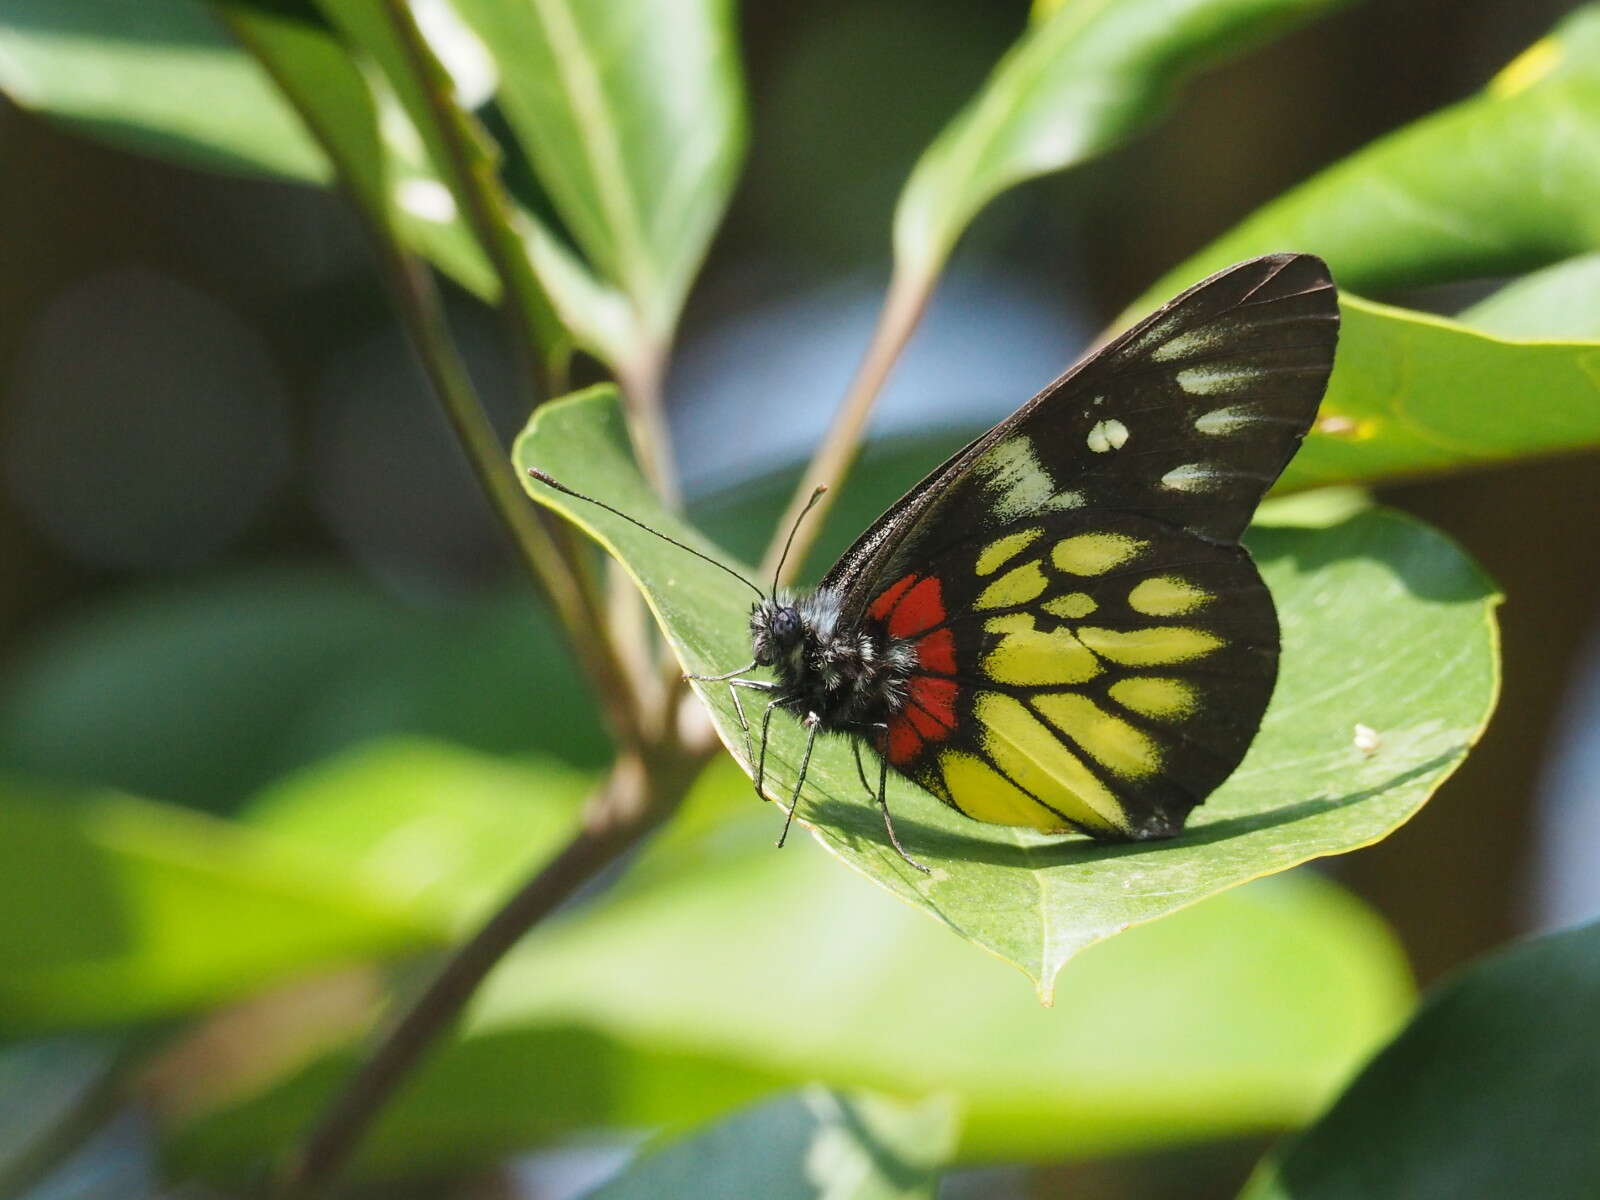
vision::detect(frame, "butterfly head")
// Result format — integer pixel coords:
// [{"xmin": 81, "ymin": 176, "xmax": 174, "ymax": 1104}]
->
[{"xmin": 750, "ymin": 595, "xmax": 806, "ymax": 668}]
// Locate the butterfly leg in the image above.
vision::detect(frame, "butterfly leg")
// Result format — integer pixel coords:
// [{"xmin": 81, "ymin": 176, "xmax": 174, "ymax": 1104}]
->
[
  {"xmin": 685, "ymin": 660, "xmax": 758, "ymax": 683},
  {"xmin": 776, "ymin": 712, "xmax": 821, "ymax": 849},
  {"xmin": 871, "ymin": 727, "xmax": 930, "ymax": 874},
  {"xmin": 724, "ymin": 678, "xmax": 775, "ymax": 768},
  {"xmin": 754, "ymin": 695, "xmax": 790, "ymax": 799},
  {"xmin": 851, "ymin": 738, "xmax": 876, "ymax": 800}
]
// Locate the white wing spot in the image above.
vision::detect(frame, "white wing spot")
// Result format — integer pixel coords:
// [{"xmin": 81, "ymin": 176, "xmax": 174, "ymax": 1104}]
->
[
  {"xmin": 1086, "ymin": 418, "xmax": 1129, "ymax": 453},
  {"xmin": 1194, "ymin": 405, "xmax": 1255, "ymax": 435},
  {"xmin": 974, "ymin": 436, "xmax": 1056, "ymax": 520},
  {"xmin": 1160, "ymin": 463, "xmax": 1221, "ymax": 491},
  {"xmin": 1177, "ymin": 363, "xmax": 1269, "ymax": 396}
]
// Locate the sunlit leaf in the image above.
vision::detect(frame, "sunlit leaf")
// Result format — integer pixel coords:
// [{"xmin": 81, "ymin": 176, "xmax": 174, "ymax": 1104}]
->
[
  {"xmin": 513, "ymin": 387, "xmax": 1497, "ymax": 1000},
  {"xmin": 1273, "ymin": 297, "xmax": 1600, "ymax": 491},
  {"xmin": 164, "ymin": 761, "xmax": 1413, "ymax": 1178},
  {"xmin": 1458, "ymin": 253, "xmax": 1600, "ymax": 341},
  {"xmin": 1241, "ymin": 920, "xmax": 1600, "ymax": 1200},
  {"xmin": 894, "ymin": 0, "xmax": 1353, "ymax": 286},
  {"xmin": 589, "ymin": 1088, "xmax": 957, "ymax": 1200}
]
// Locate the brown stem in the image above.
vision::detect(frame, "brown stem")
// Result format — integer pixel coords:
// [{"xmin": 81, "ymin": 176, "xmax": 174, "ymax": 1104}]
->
[
  {"xmin": 275, "ymin": 749, "xmax": 699, "ymax": 1198},
  {"xmin": 759, "ymin": 264, "xmax": 935, "ymax": 585}
]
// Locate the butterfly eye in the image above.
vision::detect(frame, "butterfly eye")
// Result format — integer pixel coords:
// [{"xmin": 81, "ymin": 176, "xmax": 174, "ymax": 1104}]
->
[{"xmin": 771, "ymin": 606, "xmax": 802, "ymax": 642}]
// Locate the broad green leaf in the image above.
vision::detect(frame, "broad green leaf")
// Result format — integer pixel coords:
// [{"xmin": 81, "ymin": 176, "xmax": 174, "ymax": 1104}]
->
[
  {"xmin": 1273, "ymin": 297, "xmax": 1600, "ymax": 491},
  {"xmin": 447, "ymin": 0, "xmax": 746, "ymax": 353},
  {"xmin": 1133, "ymin": 7, "xmax": 1600, "ymax": 306},
  {"xmin": 514, "ymin": 387, "xmax": 1497, "ymax": 1000},
  {"xmin": 0, "ymin": 0, "xmax": 325, "ymax": 181},
  {"xmin": 1241, "ymin": 920, "xmax": 1600, "ymax": 1200},
  {"xmin": 588, "ymin": 1088, "xmax": 957, "ymax": 1200},
  {"xmin": 0, "ymin": 568, "xmax": 609, "ymax": 812},
  {"xmin": 246, "ymin": 739, "xmax": 591, "ymax": 929},
  {"xmin": 0, "ymin": 779, "xmax": 437, "ymax": 1034},
  {"xmin": 1458, "ymin": 253, "xmax": 1600, "ymax": 341},
  {"xmin": 894, "ymin": 0, "xmax": 1353, "ymax": 286},
  {"xmin": 164, "ymin": 761, "xmax": 1412, "ymax": 1179}
]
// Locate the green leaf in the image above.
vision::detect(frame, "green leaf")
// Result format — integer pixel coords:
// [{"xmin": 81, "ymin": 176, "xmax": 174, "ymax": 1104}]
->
[
  {"xmin": 165, "ymin": 762, "xmax": 1413, "ymax": 1179},
  {"xmin": 1132, "ymin": 7, "xmax": 1600, "ymax": 304},
  {"xmin": 1458, "ymin": 253, "xmax": 1600, "ymax": 341},
  {"xmin": 447, "ymin": 0, "xmax": 746, "ymax": 355},
  {"xmin": 0, "ymin": 779, "xmax": 437, "ymax": 1034},
  {"xmin": 245, "ymin": 739, "xmax": 591, "ymax": 930},
  {"xmin": 513, "ymin": 387, "xmax": 1497, "ymax": 1000},
  {"xmin": 1273, "ymin": 297, "xmax": 1600, "ymax": 491},
  {"xmin": 588, "ymin": 1088, "xmax": 957, "ymax": 1200},
  {"xmin": 894, "ymin": 0, "xmax": 1353, "ymax": 285},
  {"xmin": 1241, "ymin": 920, "xmax": 1600, "ymax": 1200},
  {"xmin": 0, "ymin": 0, "xmax": 326, "ymax": 181}
]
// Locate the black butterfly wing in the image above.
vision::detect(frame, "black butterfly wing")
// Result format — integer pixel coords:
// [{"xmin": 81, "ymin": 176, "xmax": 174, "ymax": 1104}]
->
[
  {"xmin": 832, "ymin": 254, "xmax": 1338, "ymax": 839},
  {"xmin": 822, "ymin": 253, "xmax": 1339, "ymax": 620}
]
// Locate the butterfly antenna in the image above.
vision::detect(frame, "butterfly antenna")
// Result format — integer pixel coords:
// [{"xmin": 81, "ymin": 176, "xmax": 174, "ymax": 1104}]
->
[
  {"xmin": 769, "ymin": 484, "xmax": 828, "ymax": 598},
  {"xmin": 526, "ymin": 468, "xmax": 764, "ymax": 599}
]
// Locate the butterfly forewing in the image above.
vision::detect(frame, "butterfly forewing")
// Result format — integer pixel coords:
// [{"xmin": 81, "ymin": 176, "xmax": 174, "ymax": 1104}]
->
[{"xmin": 822, "ymin": 254, "xmax": 1339, "ymax": 622}]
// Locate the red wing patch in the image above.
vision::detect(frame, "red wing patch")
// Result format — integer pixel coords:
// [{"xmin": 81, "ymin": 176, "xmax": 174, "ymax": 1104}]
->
[
  {"xmin": 873, "ymin": 573, "xmax": 963, "ymax": 768},
  {"xmin": 915, "ymin": 628, "xmax": 956, "ymax": 675},
  {"xmin": 868, "ymin": 573, "xmax": 917, "ymax": 622}
]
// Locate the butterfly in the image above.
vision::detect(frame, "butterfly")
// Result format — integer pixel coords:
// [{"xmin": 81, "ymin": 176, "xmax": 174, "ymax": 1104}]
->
[{"xmin": 531, "ymin": 253, "xmax": 1339, "ymax": 872}]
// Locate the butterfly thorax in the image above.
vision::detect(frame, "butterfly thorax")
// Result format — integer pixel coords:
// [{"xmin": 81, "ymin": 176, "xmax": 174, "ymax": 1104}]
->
[{"xmin": 750, "ymin": 589, "xmax": 917, "ymax": 731}]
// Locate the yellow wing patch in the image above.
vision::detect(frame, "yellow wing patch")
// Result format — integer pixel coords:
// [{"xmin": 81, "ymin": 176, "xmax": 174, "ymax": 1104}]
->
[
  {"xmin": 1076, "ymin": 625, "xmax": 1221, "ymax": 666},
  {"xmin": 1127, "ymin": 575, "xmax": 1211, "ymax": 617},
  {"xmin": 940, "ymin": 750, "xmax": 1066, "ymax": 830},
  {"xmin": 975, "ymin": 528, "xmax": 1043, "ymax": 576},
  {"xmin": 1108, "ymin": 676, "xmax": 1199, "ymax": 719},
  {"xmin": 969, "ymin": 693, "xmax": 1129, "ymax": 834},
  {"xmin": 975, "ymin": 559, "xmax": 1048, "ymax": 610},
  {"xmin": 1052, "ymin": 533, "xmax": 1146, "ymax": 575},
  {"xmin": 1033, "ymin": 693, "xmax": 1161, "ymax": 779},
  {"xmin": 1042, "ymin": 591, "xmax": 1097, "ymax": 619},
  {"xmin": 983, "ymin": 627, "xmax": 1101, "ymax": 686}
]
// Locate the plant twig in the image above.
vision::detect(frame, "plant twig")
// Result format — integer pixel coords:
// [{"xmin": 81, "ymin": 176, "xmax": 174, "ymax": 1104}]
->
[
  {"xmin": 276, "ymin": 751, "xmax": 696, "ymax": 1198},
  {"xmin": 759, "ymin": 265, "xmax": 935, "ymax": 584}
]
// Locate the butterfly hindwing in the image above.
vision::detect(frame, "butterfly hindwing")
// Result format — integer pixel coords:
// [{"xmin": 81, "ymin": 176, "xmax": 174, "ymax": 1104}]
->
[{"xmin": 866, "ymin": 510, "xmax": 1280, "ymax": 839}]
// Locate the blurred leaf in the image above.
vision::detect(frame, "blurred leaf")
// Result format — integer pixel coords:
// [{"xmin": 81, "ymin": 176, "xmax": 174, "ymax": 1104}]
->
[
  {"xmin": 515, "ymin": 388, "xmax": 1497, "ymax": 1000},
  {"xmin": 0, "ymin": 568, "xmax": 609, "ymax": 812},
  {"xmin": 447, "ymin": 0, "xmax": 746, "ymax": 356},
  {"xmin": 1133, "ymin": 7, "xmax": 1600, "ymax": 305},
  {"xmin": 894, "ymin": 0, "xmax": 1353, "ymax": 285},
  {"xmin": 587, "ymin": 1088, "xmax": 957, "ymax": 1200},
  {"xmin": 1272, "ymin": 298, "xmax": 1600, "ymax": 491},
  {"xmin": 0, "ymin": 0, "xmax": 326, "ymax": 181},
  {"xmin": 1241, "ymin": 920, "xmax": 1600, "ymax": 1200},
  {"xmin": 0, "ymin": 780, "xmax": 436, "ymax": 1034},
  {"xmin": 246, "ymin": 739, "xmax": 591, "ymax": 929},
  {"xmin": 1458, "ymin": 253, "xmax": 1600, "ymax": 341},
  {"xmin": 165, "ymin": 760, "xmax": 1413, "ymax": 1180}
]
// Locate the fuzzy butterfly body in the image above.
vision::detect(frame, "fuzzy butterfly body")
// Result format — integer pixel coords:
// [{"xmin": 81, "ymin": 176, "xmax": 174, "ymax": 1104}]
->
[{"xmin": 741, "ymin": 254, "xmax": 1339, "ymax": 867}]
